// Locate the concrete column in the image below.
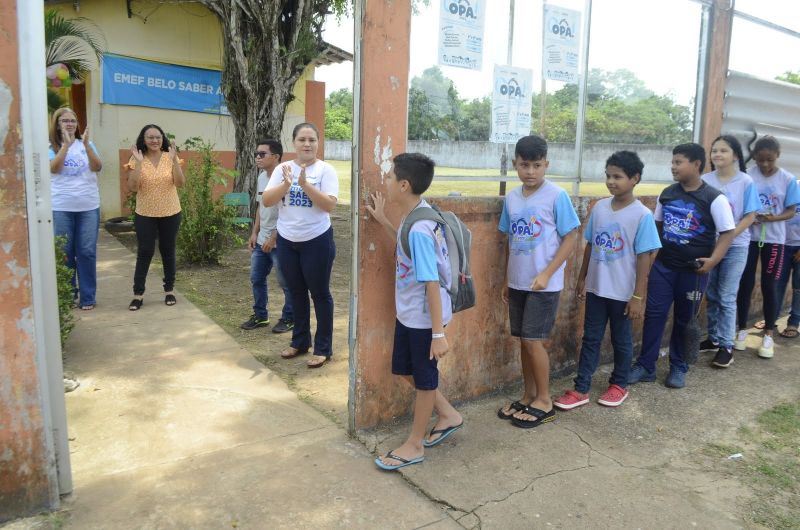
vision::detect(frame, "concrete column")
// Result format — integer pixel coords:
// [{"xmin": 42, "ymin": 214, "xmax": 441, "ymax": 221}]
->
[
  {"xmin": 0, "ymin": 0, "xmax": 55, "ymax": 521},
  {"xmin": 700, "ymin": 0, "xmax": 734, "ymax": 159},
  {"xmin": 350, "ymin": 0, "xmax": 411, "ymax": 430}
]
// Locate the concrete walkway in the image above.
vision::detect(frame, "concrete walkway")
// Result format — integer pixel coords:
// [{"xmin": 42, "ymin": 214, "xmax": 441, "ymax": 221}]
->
[
  {"xmin": 56, "ymin": 231, "xmax": 455, "ymax": 529},
  {"xmin": 8, "ymin": 229, "xmax": 800, "ymax": 529}
]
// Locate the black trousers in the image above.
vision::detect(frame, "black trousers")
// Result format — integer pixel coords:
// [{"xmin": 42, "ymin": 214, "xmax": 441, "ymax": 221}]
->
[{"xmin": 133, "ymin": 212, "xmax": 182, "ymax": 295}]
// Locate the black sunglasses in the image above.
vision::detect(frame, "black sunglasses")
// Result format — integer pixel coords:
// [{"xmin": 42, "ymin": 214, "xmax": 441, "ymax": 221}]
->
[{"xmin": 255, "ymin": 151, "xmax": 274, "ymax": 158}]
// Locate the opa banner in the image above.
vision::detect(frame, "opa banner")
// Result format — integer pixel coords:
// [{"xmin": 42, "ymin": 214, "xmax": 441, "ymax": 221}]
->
[
  {"xmin": 102, "ymin": 54, "xmax": 228, "ymax": 115},
  {"xmin": 438, "ymin": 0, "xmax": 486, "ymax": 71},
  {"xmin": 542, "ymin": 4, "xmax": 581, "ymax": 84},
  {"xmin": 490, "ymin": 64, "xmax": 533, "ymax": 144}
]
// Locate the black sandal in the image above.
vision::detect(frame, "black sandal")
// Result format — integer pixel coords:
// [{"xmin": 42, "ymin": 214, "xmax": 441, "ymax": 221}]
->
[
  {"xmin": 497, "ymin": 400, "xmax": 525, "ymax": 420},
  {"xmin": 129, "ymin": 299, "xmax": 143, "ymax": 311},
  {"xmin": 510, "ymin": 406, "xmax": 556, "ymax": 429},
  {"xmin": 165, "ymin": 294, "xmax": 177, "ymax": 306}
]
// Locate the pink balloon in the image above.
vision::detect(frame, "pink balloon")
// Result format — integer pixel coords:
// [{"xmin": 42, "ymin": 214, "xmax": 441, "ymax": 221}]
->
[
  {"xmin": 46, "ymin": 64, "xmax": 59, "ymax": 79},
  {"xmin": 51, "ymin": 78, "xmax": 62, "ymax": 88}
]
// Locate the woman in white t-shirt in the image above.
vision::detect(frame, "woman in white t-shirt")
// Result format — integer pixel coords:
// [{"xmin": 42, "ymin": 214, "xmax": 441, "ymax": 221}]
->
[
  {"xmin": 48, "ymin": 107, "xmax": 102, "ymax": 310},
  {"xmin": 262, "ymin": 122, "xmax": 339, "ymax": 368}
]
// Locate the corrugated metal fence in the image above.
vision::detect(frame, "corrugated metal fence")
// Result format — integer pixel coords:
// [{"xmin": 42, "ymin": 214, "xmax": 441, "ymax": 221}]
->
[{"xmin": 722, "ymin": 70, "xmax": 800, "ymax": 176}]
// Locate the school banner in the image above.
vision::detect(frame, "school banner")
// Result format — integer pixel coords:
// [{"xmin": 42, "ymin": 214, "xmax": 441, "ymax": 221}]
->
[
  {"xmin": 437, "ymin": 0, "xmax": 486, "ymax": 71},
  {"xmin": 102, "ymin": 54, "xmax": 228, "ymax": 115},
  {"xmin": 542, "ymin": 4, "xmax": 581, "ymax": 84},
  {"xmin": 490, "ymin": 64, "xmax": 533, "ymax": 144}
]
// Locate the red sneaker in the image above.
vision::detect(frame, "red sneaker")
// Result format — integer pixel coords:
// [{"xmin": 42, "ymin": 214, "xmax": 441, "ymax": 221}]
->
[
  {"xmin": 553, "ymin": 389, "xmax": 589, "ymax": 410},
  {"xmin": 597, "ymin": 384, "xmax": 628, "ymax": 407}
]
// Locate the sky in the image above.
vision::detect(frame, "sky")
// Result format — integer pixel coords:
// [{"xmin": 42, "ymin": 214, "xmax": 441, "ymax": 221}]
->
[{"xmin": 316, "ymin": 0, "xmax": 800, "ymax": 105}]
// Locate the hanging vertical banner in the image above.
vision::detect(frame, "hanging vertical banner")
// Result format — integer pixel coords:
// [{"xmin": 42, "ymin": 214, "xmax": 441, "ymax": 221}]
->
[
  {"xmin": 542, "ymin": 4, "xmax": 581, "ymax": 83},
  {"xmin": 438, "ymin": 0, "xmax": 485, "ymax": 71},
  {"xmin": 491, "ymin": 64, "xmax": 533, "ymax": 144}
]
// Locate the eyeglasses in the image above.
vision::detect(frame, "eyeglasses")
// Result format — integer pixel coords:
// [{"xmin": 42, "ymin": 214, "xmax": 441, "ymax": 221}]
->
[
  {"xmin": 255, "ymin": 151, "xmax": 273, "ymax": 158},
  {"xmin": 59, "ymin": 119, "xmax": 78, "ymax": 124}
]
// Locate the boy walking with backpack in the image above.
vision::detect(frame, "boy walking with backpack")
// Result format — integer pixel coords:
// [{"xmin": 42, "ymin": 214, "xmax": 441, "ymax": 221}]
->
[
  {"xmin": 497, "ymin": 135, "xmax": 580, "ymax": 428},
  {"xmin": 628, "ymin": 143, "xmax": 735, "ymax": 388},
  {"xmin": 554, "ymin": 151, "xmax": 661, "ymax": 411},
  {"xmin": 366, "ymin": 153, "xmax": 463, "ymax": 470}
]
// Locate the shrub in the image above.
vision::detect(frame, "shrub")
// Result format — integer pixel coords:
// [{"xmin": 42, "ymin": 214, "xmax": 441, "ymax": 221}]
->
[
  {"xmin": 54, "ymin": 236, "xmax": 75, "ymax": 349},
  {"xmin": 176, "ymin": 137, "xmax": 240, "ymax": 264}
]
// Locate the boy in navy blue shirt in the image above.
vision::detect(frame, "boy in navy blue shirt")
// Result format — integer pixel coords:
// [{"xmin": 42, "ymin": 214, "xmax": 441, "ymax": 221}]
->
[
  {"xmin": 366, "ymin": 153, "xmax": 463, "ymax": 470},
  {"xmin": 629, "ymin": 143, "xmax": 735, "ymax": 388}
]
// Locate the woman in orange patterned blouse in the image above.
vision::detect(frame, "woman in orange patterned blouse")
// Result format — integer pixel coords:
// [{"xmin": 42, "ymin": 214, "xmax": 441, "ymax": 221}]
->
[{"xmin": 126, "ymin": 124, "xmax": 185, "ymax": 311}]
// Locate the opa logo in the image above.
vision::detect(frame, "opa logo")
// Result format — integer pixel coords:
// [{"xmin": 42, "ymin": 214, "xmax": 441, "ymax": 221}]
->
[
  {"xmin": 447, "ymin": 0, "xmax": 476, "ymax": 20},
  {"xmin": 498, "ymin": 79, "xmax": 524, "ymax": 98},
  {"xmin": 549, "ymin": 17, "xmax": 575, "ymax": 39}
]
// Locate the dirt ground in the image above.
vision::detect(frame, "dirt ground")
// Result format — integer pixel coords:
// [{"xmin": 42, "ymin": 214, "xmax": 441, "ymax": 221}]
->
[{"xmin": 113, "ymin": 204, "xmax": 353, "ymax": 426}]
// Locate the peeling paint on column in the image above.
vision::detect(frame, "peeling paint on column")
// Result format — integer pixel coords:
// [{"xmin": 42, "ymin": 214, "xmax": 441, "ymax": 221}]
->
[
  {"xmin": 389, "ymin": 76, "xmax": 400, "ymax": 91},
  {"xmin": 372, "ymin": 128, "xmax": 393, "ymax": 183}
]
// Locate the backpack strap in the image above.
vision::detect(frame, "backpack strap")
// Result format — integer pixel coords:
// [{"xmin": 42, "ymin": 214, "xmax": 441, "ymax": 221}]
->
[{"xmin": 399, "ymin": 206, "xmax": 445, "ymax": 259}]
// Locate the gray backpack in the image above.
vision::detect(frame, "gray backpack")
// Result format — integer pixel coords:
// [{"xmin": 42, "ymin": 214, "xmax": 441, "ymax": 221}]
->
[{"xmin": 399, "ymin": 204, "xmax": 476, "ymax": 313}]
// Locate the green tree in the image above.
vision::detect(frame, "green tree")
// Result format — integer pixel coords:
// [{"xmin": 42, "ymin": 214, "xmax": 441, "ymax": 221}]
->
[
  {"xmin": 325, "ymin": 88, "xmax": 353, "ymax": 140},
  {"xmin": 777, "ymin": 71, "xmax": 800, "ymax": 85},
  {"xmin": 188, "ymin": 0, "xmax": 348, "ymax": 215}
]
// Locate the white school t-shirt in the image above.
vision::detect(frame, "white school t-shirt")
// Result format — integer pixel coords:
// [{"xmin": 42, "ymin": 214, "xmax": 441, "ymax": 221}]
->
[
  {"xmin": 747, "ymin": 166, "xmax": 800, "ymax": 244},
  {"xmin": 498, "ymin": 181, "xmax": 581, "ymax": 292},
  {"xmin": 48, "ymin": 141, "xmax": 101, "ymax": 212},
  {"xmin": 255, "ymin": 171, "xmax": 279, "ymax": 246},
  {"xmin": 266, "ymin": 159, "xmax": 339, "ymax": 242},
  {"xmin": 701, "ymin": 170, "xmax": 760, "ymax": 247},
  {"xmin": 395, "ymin": 201, "xmax": 453, "ymax": 329},
  {"xmin": 584, "ymin": 198, "xmax": 661, "ymax": 302}
]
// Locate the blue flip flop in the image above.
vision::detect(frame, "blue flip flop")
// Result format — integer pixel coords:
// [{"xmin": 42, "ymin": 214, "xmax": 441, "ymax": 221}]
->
[
  {"xmin": 374, "ymin": 451, "xmax": 424, "ymax": 471},
  {"xmin": 423, "ymin": 421, "xmax": 464, "ymax": 448}
]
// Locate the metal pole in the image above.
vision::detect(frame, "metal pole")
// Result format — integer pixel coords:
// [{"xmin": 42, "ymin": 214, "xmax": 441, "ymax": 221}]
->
[
  {"xmin": 573, "ymin": 0, "xmax": 593, "ymax": 196},
  {"xmin": 500, "ymin": 0, "xmax": 515, "ymax": 196},
  {"xmin": 347, "ymin": 0, "xmax": 365, "ymax": 435},
  {"xmin": 540, "ymin": 0, "xmax": 547, "ymax": 136},
  {"xmin": 17, "ymin": 0, "xmax": 73, "ymax": 498},
  {"xmin": 693, "ymin": 2, "xmax": 712, "ymax": 143}
]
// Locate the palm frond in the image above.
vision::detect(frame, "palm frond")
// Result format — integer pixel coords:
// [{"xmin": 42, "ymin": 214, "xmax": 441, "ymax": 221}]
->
[{"xmin": 45, "ymin": 9, "xmax": 106, "ymax": 78}]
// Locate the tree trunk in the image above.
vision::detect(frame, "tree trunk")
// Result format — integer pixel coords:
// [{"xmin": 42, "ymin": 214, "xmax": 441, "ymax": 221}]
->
[{"xmin": 196, "ymin": 0, "xmax": 337, "ymax": 216}]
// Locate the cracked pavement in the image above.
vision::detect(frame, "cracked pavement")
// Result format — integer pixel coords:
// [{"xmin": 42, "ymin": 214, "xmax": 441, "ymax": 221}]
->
[{"xmin": 369, "ymin": 331, "xmax": 800, "ymax": 529}]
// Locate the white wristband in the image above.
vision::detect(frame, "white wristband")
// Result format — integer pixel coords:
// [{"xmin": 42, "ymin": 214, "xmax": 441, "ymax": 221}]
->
[{"xmin": 432, "ymin": 332, "xmax": 445, "ymax": 339}]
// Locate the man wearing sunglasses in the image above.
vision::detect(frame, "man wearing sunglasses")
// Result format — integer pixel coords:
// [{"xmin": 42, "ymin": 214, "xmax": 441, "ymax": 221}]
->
[{"xmin": 240, "ymin": 140, "xmax": 294, "ymax": 333}]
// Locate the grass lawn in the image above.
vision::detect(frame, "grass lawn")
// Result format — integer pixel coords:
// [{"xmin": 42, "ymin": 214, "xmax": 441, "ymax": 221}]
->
[{"xmin": 327, "ymin": 159, "xmax": 669, "ymax": 204}]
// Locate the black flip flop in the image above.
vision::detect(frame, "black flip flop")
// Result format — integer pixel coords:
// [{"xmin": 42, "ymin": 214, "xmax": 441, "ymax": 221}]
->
[
  {"xmin": 497, "ymin": 400, "xmax": 525, "ymax": 420},
  {"xmin": 511, "ymin": 405, "xmax": 556, "ymax": 429},
  {"xmin": 129, "ymin": 299, "xmax": 143, "ymax": 311},
  {"xmin": 165, "ymin": 294, "xmax": 177, "ymax": 306}
]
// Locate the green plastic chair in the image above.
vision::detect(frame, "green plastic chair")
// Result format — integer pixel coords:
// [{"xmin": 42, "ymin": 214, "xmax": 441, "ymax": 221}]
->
[{"xmin": 223, "ymin": 192, "xmax": 253, "ymax": 226}]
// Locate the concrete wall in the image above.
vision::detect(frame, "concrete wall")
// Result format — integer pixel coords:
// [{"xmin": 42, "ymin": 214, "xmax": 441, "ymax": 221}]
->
[
  {"xmin": 327, "ymin": 140, "xmax": 676, "ymax": 182},
  {"xmin": 52, "ymin": 1, "xmax": 315, "ymax": 219},
  {"xmin": 0, "ymin": 0, "xmax": 52, "ymax": 520}
]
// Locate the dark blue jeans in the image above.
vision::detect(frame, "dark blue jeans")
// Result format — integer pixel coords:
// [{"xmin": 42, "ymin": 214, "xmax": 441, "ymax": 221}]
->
[
  {"xmin": 277, "ymin": 227, "xmax": 335, "ymax": 357},
  {"xmin": 636, "ymin": 260, "xmax": 709, "ymax": 374},
  {"xmin": 776, "ymin": 245, "xmax": 800, "ymax": 328},
  {"xmin": 53, "ymin": 208, "xmax": 100, "ymax": 306},
  {"xmin": 250, "ymin": 245, "xmax": 293, "ymax": 321},
  {"xmin": 574, "ymin": 292, "xmax": 633, "ymax": 393},
  {"xmin": 737, "ymin": 241, "xmax": 785, "ymax": 331}
]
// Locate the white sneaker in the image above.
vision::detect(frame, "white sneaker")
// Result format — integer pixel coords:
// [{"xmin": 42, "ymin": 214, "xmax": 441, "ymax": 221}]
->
[
  {"xmin": 734, "ymin": 330, "xmax": 748, "ymax": 351},
  {"xmin": 758, "ymin": 335, "xmax": 774, "ymax": 359}
]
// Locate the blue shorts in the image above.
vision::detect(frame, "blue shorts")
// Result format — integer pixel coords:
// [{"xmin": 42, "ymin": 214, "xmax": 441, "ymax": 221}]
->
[
  {"xmin": 508, "ymin": 289, "xmax": 560, "ymax": 340},
  {"xmin": 392, "ymin": 319, "xmax": 438, "ymax": 390}
]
